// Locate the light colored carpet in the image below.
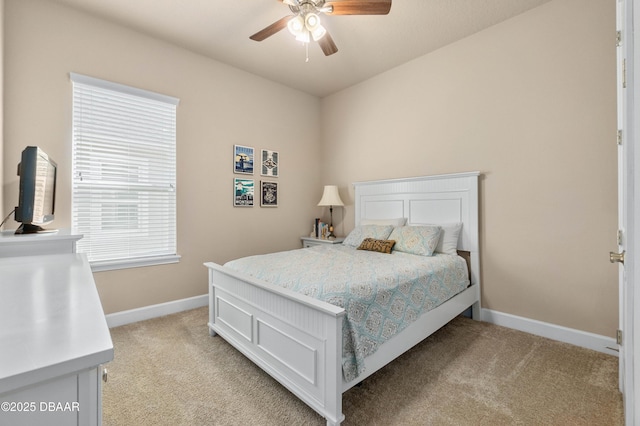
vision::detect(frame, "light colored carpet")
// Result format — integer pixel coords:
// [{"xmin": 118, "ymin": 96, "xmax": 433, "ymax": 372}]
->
[{"xmin": 103, "ymin": 307, "xmax": 622, "ymax": 425}]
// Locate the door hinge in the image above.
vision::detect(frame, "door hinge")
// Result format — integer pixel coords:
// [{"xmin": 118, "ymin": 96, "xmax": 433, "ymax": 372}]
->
[
  {"xmin": 617, "ymin": 329, "xmax": 623, "ymax": 345},
  {"xmin": 617, "ymin": 229, "xmax": 624, "ymax": 245},
  {"xmin": 617, "ymin": 30, "xmax": 622, "ymax": 47},
  {"xmin": 617, "ymin": 129, "xmax": 623, "ymax": 145}
]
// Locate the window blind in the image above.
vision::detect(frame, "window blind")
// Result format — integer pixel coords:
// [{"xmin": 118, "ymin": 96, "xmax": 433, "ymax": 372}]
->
[{"xmin": 70, "ymin": 73, "xmax": 180, "ymax": 271}]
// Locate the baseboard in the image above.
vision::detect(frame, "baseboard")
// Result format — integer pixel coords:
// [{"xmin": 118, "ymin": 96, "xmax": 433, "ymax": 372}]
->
[
  {"xmin": 481, "ymin": 308, "xmax": 619, "ymax": 357},
  {"xmin": 105, "ymin": 294, "xmax": 208, "ymax": 328},
  {"xmin": 104, "ymin": 298, "xmax": 618, "ymax": 357}
]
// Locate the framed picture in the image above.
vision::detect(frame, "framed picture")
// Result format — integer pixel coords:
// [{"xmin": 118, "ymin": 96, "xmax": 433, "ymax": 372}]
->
[
  {"xmin": 234, "ymin": 145, "xmax": 254, "ymax": 174},
  {"xmin": 260, "ymin": 181, "xmax": 278, "ymax": 207},
  {"xmin": 261, "ymin": 149, "xmax": 279, "ymax": 177},
  {"xmin": 234, "ymin": 178, "xmax": 254, "ymax": 207}
]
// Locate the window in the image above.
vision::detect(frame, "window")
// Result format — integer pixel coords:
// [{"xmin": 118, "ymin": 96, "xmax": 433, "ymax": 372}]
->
[{"xmin": 70, "ymin": 73, "xmax": 180, "ymax": 271}]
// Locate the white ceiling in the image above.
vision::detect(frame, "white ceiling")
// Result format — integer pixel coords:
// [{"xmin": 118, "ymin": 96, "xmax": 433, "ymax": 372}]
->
[{"xmin": 49, "ymin": 0, "xmax": 553, "ymax": 97}]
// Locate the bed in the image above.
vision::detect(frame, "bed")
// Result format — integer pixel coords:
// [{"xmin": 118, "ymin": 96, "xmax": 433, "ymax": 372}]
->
[{"xmin": 204, "ymin": 172, "xmax": 481, "ymax": 425}]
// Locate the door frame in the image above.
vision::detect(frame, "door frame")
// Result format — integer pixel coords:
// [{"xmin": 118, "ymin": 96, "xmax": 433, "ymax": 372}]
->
[
  {"xmin": 619, "ymin": 1, "xmax": 638, "ymax": 424},
  {"xmin": 630, "ymin": 0, "xmax": 640, "ymax": 419}
]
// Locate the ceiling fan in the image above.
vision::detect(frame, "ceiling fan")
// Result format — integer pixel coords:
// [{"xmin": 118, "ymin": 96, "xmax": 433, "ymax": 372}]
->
[{"xmin": 250, "ymin": 0, "xmax": 392, "ymax": 57}]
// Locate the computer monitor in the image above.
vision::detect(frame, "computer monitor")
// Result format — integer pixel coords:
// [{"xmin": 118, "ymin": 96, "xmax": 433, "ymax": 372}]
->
[{"xmin": 14, "ymin": 146, "xmax": 57, "ymax": 234}]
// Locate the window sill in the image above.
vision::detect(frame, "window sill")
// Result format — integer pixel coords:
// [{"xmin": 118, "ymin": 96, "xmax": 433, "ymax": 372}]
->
[{"xmin": 90, "ymin": 254, "xmax": 181, "ymax": 272}]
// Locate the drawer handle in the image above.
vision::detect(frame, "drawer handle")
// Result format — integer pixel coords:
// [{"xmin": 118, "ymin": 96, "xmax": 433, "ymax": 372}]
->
[{"xmin": 102, "ymin": 368, "xmax": 108, "ymax": 383}]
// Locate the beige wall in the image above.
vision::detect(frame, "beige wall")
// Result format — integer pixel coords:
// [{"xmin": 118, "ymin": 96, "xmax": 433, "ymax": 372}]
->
[
  {"xmin": 321, "ymin": 0, "xmax": 618, "ymax": 336},
  {"xmin": 2, "ymin": 0, "xmax": 322, "ymax": 313},
  {"xmin": 2, "ymin": 0, "xmax": 619, "ymax": 337}
]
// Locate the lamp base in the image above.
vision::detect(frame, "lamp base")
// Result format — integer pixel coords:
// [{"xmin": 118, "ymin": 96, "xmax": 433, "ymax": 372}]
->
[{"xmin": 327, "ymin": 207, "xmax": 337, "ymax": 239}]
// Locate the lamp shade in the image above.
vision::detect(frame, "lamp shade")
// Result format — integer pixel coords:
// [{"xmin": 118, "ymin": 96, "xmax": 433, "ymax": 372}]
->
[{"xmin": 317, "ymin": 185, "xmax": 344, "ymax": 207}]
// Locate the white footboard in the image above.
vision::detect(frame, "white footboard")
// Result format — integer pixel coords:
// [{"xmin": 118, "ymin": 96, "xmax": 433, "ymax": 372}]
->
[{"xmin": 205, "ymin": 262, "xmax": 346, "ymax": 426}]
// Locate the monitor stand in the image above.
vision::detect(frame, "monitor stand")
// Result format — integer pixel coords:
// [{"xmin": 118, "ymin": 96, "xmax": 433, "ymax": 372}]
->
[{"xmin": 15, "ymin": 224, "xmax": 57, "ymax": 235}]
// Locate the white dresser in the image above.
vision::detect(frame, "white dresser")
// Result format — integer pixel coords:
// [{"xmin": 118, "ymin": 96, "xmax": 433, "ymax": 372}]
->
[
  {"xmin": 0, "ymin": 250, "xmax": 113, "ymax": 425},
  {"xmin": 0, "ymin": 229, "xmax": 83, "ymax": 257}
]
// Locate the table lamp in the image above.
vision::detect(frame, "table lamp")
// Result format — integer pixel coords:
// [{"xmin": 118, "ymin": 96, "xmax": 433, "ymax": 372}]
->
[{"xmin": 317, "ymin": 185, "xmax": 344, "ymax": 239}]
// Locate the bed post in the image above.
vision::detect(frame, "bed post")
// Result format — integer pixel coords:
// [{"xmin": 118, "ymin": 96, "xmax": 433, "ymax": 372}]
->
[
  {"xmin": 470, "ymin": 251, "xmax": 482, "ymax": 321},
  {"xmin": 207, "ymin": 268, "xmax": 217, "ymax": 337},
  {"xmin": 325, "ymin": 314, "xmax": 345, "ymax": 426},
  {"xmin": 468, "ymin": 173, "xmax": 481, "ymax": 321},
  {"xmin": 471, "ymin": 300, "xmax": 482, "ymax": 321}
]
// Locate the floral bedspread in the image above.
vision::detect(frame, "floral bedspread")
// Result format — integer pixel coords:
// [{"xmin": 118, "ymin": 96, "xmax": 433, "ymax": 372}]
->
[{"xmin": 224, "ymin": 244, "xmax": 469, "ymax": 381}]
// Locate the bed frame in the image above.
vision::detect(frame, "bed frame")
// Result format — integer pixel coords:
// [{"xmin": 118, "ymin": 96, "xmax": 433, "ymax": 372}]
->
[{"xmin": 204, "ymin": 172, "xmax": 481, "ymax": 426}]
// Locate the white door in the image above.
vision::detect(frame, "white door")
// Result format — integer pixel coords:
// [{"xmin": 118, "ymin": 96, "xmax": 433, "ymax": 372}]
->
[{"xmin": 615, "ymin": 1, "xmax": 637, "ymax": 424}]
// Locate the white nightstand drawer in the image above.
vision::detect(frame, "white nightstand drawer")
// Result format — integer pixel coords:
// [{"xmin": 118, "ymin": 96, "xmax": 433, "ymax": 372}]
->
[{"xmin": 300, "ymin": 237, "xmax": 344, "ymax": 248}]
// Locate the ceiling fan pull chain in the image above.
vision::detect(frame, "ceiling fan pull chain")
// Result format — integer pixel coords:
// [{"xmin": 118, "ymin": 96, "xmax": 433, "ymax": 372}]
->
[{"xmin": 305, "ymin": 42, "xmax": 309, "ymax": 62}]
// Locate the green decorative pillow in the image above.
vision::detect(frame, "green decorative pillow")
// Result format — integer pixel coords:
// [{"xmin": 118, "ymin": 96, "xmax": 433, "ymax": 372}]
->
[{"xmin": 357, "ymin": 238, "xmax": 396, "ymax": 254}]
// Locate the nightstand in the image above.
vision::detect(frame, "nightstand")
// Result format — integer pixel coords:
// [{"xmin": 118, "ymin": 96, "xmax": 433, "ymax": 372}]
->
[{"xmin": 301, "ymin": 236, "xmax": 345, "ymax": 248}]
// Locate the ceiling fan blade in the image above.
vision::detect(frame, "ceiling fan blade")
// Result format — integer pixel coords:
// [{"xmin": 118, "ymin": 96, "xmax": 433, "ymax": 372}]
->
[
  {"xmin": 325, "ymin": 0, "xmax": 391, "ymax": 15},
  {"xmin": 250, "ymin": 16, "xmax": 294, "ymax": 41},
  {"xmin": 318, "ymin": 32, "xmax": 338, "ymax": 56}
]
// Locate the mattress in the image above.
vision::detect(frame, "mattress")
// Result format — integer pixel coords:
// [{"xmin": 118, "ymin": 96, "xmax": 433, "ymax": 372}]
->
[{"xmin": 225, "ymin": 244, "xmax": 469, "ymax": 381}]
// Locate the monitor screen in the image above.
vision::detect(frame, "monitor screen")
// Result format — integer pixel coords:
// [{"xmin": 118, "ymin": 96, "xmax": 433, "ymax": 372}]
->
[{"xmin": 14, "ymin": 146, "xmax": 57, "ymax": 234}]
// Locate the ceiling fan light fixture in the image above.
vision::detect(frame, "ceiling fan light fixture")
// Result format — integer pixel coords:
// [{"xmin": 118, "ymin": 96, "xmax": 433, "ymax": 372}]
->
[
  {"xmin": 287, "ymin": 15, "xmax": 305, "ymax": 35},
  {"xmin": 305, "ymin": 13, "xmax": 321, "ymax": 31},
  {"xmin": 250, "ymin": 0, "xmax": 392, "ymax": 58},
  {"xmin": 295, "ymin": 30, "xmax": 310, "ymax": 43},
  {"xmin": 311, "ymin": 24, "xmax": 327, "ymax": 41}
]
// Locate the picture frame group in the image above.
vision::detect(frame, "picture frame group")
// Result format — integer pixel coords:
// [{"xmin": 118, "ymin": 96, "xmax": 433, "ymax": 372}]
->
[{"xmin": 233, "ymin": 145, "xmax": 279, "ymax": 207}]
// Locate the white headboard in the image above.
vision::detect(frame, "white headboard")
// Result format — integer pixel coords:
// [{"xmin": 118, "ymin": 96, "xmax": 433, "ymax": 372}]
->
[{"xmin": 353, "ymin": 172, "xmax": 480, "ymax": 286}]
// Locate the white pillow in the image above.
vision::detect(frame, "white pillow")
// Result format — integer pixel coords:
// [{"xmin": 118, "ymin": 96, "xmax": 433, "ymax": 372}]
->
[
  {"xmin": 360, "ymin": 218, "xmax": 407, "ymax": 227},
  {"xmin": 431, "ymin": 222, "xmax": 463, "ymax": 255},
  {"xmin": 343, "ymin": 224, "xmax": 395, "ymax": 247}
]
